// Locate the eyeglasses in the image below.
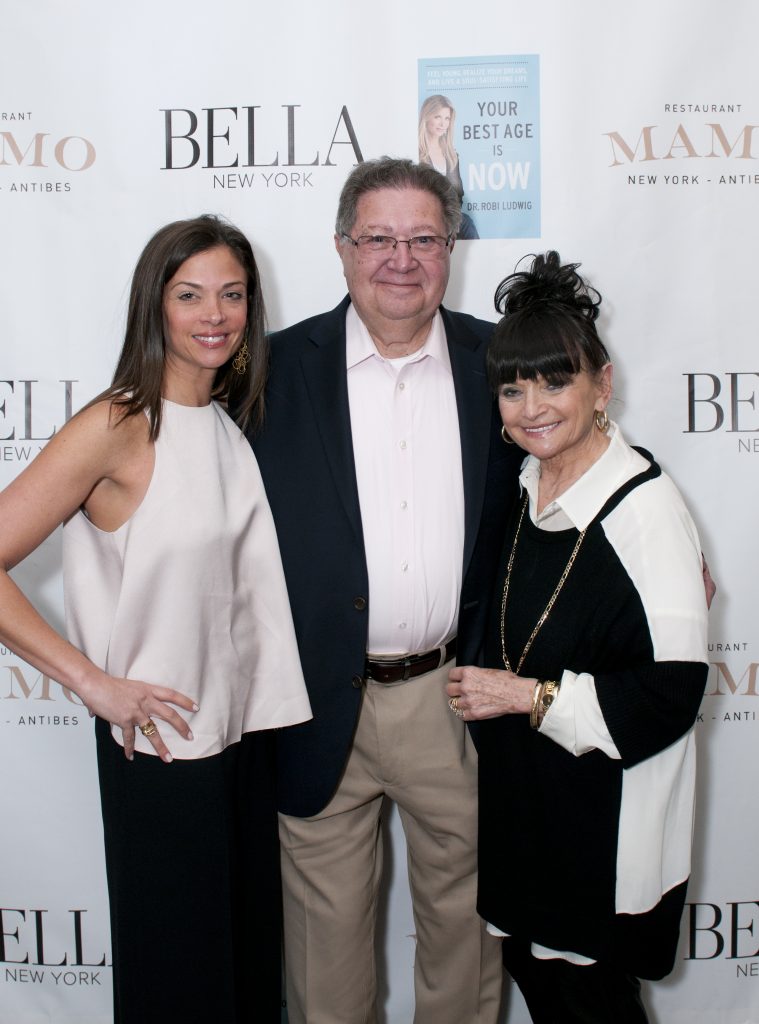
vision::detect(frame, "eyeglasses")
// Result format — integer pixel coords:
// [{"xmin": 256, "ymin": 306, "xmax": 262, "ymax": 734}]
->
[{"xmin": 340, "ymin": 233, "xmax": 452, "ymax": 260}]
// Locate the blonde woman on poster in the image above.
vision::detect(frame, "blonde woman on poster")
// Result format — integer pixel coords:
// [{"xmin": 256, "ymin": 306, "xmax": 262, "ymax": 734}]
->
[{"xmin": 418, "ymin": 93, "xmax": 480, "ymax": 239}]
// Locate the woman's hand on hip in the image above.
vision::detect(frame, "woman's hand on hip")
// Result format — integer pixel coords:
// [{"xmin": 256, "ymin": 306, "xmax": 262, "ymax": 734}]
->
[{"xmin": 82, "ymin": 672, "xmax": 198, "ymax": 763}]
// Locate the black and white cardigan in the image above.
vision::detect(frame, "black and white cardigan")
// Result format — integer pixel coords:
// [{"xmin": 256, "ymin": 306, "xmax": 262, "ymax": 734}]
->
[{"xmin": 477, "ymin": 425, "xmax": 709, "ymax": 979}]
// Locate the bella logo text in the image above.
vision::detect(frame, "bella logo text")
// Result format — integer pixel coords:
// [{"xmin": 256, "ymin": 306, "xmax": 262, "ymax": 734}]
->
[
  {"xmin": 162, "ymin": 104, "xmax": 363, "ymax": 170},
  {"xmin": 0, "ymin": 380, "xmax": 77, "ymax": 441},
  {"xmin": 0, "ymin": 909, "xmax": 106, "ymax": 967},
  {"xmin": 684, "ymin": 373, "xmax": 759, "ymax": 433}
]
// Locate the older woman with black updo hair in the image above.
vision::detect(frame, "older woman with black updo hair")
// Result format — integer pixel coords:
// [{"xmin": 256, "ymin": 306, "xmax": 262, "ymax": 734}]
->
[{"xmin": 446, "ymin": 252, "xmax": 709, "ymax": 1023}]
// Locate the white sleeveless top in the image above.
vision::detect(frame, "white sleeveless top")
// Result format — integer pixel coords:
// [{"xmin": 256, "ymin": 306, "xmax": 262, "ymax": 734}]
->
[{"xmin": 63, "ymin": 399, "xmax": 311, "ymax": 759}]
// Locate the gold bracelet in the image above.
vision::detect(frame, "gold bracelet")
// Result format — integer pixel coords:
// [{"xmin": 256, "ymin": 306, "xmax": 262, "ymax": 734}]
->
[
  {"xmin": 539, "ymin": 679, "xmax": 561, "ymax": 723},
  {"xmin": 530, "ymin": 679, "xmax": 543, "ymax": 730}
]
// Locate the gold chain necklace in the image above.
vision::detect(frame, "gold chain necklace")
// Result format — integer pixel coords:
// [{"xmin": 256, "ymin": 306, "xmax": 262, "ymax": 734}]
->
[{"xmin": 500, "ymin": 494, "xmax": 588, "ymax": 674}]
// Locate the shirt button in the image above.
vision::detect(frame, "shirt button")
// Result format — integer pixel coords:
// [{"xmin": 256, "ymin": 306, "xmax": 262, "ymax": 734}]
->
[
  {"xmin": 399, "ymin": 440, "xmax": 407, "ymax": 450},
  {"xmin": 399, "ymin": 622, "xmax": 407, "ymax": 630},
  {"xmin": 353, "ymin": 596, "xmax": 367, "ymax": 611},
  {"xmin": 398, "ymin": 381, "xmax": 406, "ymax": 390},
  {"xmin": 351, "ymin": 675, "xmax": 364, "ymax": 689},
  {"xmin": 401, "ymin": 561, "xmax": 408, "ymax": 572},
  {"xmin": 400, "ymin": 500, "xmax": 408, "ymax": 510}
]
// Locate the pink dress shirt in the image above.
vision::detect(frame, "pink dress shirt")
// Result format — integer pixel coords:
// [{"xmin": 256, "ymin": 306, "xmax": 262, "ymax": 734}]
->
[{"xmin": 345, "ymin": 304, "xmax": 465, "ymax": 656}]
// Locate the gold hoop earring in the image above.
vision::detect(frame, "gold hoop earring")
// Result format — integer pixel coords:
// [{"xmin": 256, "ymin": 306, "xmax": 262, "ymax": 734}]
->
[
  {"xmin": 232, "ymin": 338, "xmax": 250, "ymax": 375},
  {"xmin": 501, "ymin": 425, "xmax": 515, "ymax": 445},
  {"xmin": 595, "ymin": 410, "xmax": 609, "ymax": 433}
]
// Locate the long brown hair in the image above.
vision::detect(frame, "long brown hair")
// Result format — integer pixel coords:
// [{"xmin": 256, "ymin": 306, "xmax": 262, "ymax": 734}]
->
[{"xmin": 104, "ymin": 215, "xmax": 267, "ymax": 439}]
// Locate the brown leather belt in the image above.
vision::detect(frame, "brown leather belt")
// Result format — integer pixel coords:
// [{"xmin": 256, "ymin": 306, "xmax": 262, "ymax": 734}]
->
[{"xmin": 364, "ymin": 639, "xmax": 457, "ymax": 684}]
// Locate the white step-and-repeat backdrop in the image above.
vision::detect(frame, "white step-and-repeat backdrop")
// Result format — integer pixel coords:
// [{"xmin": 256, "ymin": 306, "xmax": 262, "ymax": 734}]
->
[{"xmin": 2, "ymin": 2, "xmax": 757, "ymax": 1021}]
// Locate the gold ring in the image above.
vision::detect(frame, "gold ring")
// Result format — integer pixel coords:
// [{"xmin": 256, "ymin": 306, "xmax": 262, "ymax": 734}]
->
[
  {"xmin": 139, "ymin": 719, "xmax": 157, "ymax": 738},
  {"xmin": 448, "ymin": 696, "xmax": 465, "ymax": 720}
]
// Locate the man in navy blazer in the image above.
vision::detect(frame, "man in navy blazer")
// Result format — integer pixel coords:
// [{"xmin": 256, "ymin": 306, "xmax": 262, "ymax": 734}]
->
[{"xmin": 251, "ymin": 158, "xmax": 522, "ymax": 1024}]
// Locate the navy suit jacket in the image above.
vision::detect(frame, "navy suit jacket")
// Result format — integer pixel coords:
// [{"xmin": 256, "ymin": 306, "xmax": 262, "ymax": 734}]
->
[{"xmin": 250, "ymin": 297, "xmax": 522, "ymax": 816}]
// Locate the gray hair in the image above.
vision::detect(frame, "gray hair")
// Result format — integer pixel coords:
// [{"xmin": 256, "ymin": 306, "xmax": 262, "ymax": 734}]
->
[{"xmin": 335, "ymin": 157, "xmax": 462, "ymax": 239}]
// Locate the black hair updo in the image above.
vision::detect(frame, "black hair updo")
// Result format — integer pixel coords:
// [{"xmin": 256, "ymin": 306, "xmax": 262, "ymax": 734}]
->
[{"xmin": 486, "ymin": 250, "xmax": 610, "ymax": 392}]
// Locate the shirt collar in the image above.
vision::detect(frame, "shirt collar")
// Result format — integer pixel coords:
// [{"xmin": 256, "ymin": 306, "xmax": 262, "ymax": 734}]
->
[
  {"xmin": 345, "ymin": 302, "xmax": 451, "ymax": 374},
  {"xmin": 519, "ymin": 422, "xmax": 651, "ymax": 530}
]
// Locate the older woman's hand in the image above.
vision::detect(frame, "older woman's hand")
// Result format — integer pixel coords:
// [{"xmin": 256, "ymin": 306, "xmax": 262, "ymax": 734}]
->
[{"xmin": 447, "ymin": 665, "xmax": 536, "ymax": 721}]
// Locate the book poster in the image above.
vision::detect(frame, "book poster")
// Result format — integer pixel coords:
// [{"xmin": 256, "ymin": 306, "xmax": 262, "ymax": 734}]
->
[{"xmin": 418, "ymin": 56, "xmax": 541, "ymax": 240}]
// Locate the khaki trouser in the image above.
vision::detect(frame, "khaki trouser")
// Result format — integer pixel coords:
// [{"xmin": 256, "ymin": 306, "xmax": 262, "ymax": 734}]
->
[{"xmin": 279, "ymin": 661, "xmax": 503, "ymax": 1024}]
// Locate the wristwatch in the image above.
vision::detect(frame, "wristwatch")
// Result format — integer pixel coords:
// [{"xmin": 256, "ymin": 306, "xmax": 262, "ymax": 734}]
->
[{"xmin": 539, "ymin": 679, "xmax": 560, "ymax": 719}]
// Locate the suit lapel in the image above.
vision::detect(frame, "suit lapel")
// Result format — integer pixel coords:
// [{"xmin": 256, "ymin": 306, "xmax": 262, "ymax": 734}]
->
[
  {"xmin": 443, "ymin": 307, "xmax": 494, "ymax": 577},
  {"xmin": 299, "ymin": 297, "xmax": 365, "ymax": 547}
]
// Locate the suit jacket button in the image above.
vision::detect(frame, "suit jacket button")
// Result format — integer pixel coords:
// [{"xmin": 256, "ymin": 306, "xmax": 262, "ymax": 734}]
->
[
  {"xmin": 353, "ymin": 596, "xmax": 367, "ymax": 611},
  {"xmin": 351, "ymin": 675, "xmax": 364, "ymax": 688}
]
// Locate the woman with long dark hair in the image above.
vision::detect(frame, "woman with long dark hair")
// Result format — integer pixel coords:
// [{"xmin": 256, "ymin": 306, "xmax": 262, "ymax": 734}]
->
[{"xmin": 0, "ymin": 215, "xmax": 311, "ymax": 1022}]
